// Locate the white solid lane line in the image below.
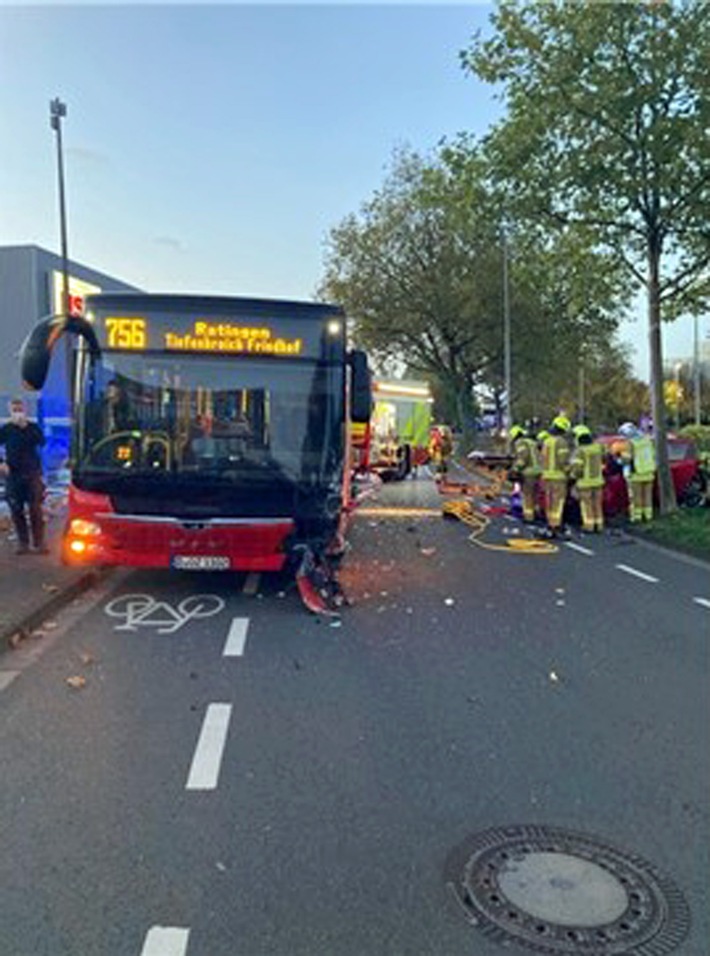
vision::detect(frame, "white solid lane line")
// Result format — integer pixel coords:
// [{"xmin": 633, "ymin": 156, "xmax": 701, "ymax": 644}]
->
[
  {"xmin": 615, "ymin": 564, "xmax": 659, "ymax": 584},
  {"xmin": 693, "ymin": 597, "xmax": 710, "ymax": 610},
  {"xmin": 186, "ymin": 703, "xmax": 232, "ymax": 791},
  {"xmin": 565, "ymin": 542, "xmax": 595, "ymax": 556},
  {"xmin": 223, "ymin": 617, "xmax": 250, "ymax": 657},
  {"xmin": 242, "ymin": 572, "xmax": 260, "ymax": 595},
  {"xmin": 140, "ymin": 926, "xmax": 190, "ymax": 955}
]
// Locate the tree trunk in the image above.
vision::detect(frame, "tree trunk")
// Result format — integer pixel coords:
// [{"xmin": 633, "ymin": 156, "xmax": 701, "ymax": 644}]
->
[{"xmin": 647, "ymin": 246, "xmax": 676, "ymax": 515}]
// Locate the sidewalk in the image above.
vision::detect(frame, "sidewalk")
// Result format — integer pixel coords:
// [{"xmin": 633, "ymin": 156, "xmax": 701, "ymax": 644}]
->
[{"xmin": 0, "ymin": 492, "xmax": 107, "ymax": 653}]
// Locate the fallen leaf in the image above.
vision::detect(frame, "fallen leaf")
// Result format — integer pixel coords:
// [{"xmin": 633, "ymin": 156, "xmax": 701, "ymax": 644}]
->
[
  {"xmin": 79, "ymin": 652, "xmax": 95, "ymax": 666},
  {"xmin": 8, "ymin": 631, "xmax": 24, "ymax": 650},
  {"xmin": 66, "ymin": 675, "xmax": 87, "ymax": 689}
]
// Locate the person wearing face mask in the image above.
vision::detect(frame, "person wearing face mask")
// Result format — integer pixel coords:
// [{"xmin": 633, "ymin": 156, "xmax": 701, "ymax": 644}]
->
[{"xmin": 0, "ymin": 398, "xmax": 48, "ymax": 555}]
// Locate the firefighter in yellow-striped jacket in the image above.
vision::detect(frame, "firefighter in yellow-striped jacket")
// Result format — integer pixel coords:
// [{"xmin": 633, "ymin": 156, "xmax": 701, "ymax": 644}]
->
[
  {"xmin": 619, "ymin": 422, "xmax": 656, "ymax": 522},
  {"xmin": 570, "ymin": 425, "xmax": 605, "ymax": 532},
  {"xmin": 509, "ymin": 424, "xmax": 541, "ymax": 522},
  {"xmin": 541, "ymin": 416, "xmax": 571, "ymax": 533}
]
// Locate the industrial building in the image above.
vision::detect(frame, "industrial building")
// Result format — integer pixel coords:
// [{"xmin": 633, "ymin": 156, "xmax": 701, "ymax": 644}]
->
[{"xmin": 0, "ymin": 244, "xmax": 140, "ymax": 470}]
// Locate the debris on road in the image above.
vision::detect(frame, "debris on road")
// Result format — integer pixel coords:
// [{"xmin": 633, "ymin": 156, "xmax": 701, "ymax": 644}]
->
[
  {"xmin": 444, "ymin": 597, "xmax": 455, "ymax": 606},
  {"xmin": 420, "ymin": 547, "xmax": 437, "ymax": 556},
  {"xmin": 549, "ymin": 670, "xmax": 560, "ymax": 683},
  {"xmin": 65, "ymin": 675, "xmax": 87, "ymax": 690}
]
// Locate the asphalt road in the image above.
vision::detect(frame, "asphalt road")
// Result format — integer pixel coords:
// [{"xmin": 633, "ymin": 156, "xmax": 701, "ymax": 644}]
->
[{"xmin": 0, "ymin": 473, "xmax": 708, "ymax": 956}]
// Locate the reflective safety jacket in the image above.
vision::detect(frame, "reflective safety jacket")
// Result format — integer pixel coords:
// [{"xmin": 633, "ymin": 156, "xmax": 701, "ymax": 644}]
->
[
  {"xmin": 513, "ymin": 437, "xmax": 541, "ymax": 476},
  {"xmin": 630, "ymin": 436, "xmax": 656, "ymax": 480},
  {"xmin": 570, "ymin": 442, "xmax": 604, "ymax": 489},
  {"xmin": 541, "ymin": 434, "xmax": 570, "ymax": 480}
]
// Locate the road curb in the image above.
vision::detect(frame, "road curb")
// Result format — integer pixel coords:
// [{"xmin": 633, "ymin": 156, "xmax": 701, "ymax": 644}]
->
[{"xmin": 0, "ymin": 568, "xmax": 113, "ymax": 653}]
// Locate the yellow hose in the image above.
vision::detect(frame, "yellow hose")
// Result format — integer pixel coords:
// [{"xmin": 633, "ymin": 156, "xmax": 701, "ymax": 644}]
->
[{"xmin": 441, "ymin": 499, "xmax": 558, "ymax": 555}]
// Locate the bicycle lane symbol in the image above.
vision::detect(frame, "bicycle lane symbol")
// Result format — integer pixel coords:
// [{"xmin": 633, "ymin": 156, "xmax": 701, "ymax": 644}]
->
[{"xmin": 104, "ymin": 593, "xmax": 226, "ymax": 634}]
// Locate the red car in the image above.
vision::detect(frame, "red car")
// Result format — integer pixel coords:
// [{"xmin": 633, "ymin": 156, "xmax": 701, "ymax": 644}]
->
[{"xmin": 599, "ymin": 435, "xmax": 702, "ymax": 519}]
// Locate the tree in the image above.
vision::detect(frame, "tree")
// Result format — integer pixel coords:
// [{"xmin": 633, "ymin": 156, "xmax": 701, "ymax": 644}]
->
[
  {"xmin": 320, "ymin": 148, "xmax": 506, "ymax": 442},
  {"xmin": 463, "ymin": 1, "xmax": 710, "ymax": 513},
  {"xmin": 322, "ymin": 146, "xmax": 630, "ymax": 443}
]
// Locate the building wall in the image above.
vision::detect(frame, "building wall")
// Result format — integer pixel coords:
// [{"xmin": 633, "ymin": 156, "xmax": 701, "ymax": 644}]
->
[{"xmin": 0, "ymin": 244, "xmax": 141, "ymax": 471}]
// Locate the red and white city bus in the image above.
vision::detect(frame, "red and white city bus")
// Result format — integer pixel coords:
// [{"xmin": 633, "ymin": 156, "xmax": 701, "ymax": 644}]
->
[{"xmin": 21, "ymin": 293, "xmax": 371, "ymax": 613}]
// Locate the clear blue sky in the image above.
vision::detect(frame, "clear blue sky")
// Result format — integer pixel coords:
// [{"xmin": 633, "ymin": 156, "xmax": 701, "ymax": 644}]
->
[{"xmin": 0, "ymin": 2, "xmax": 705, "ymax": 381}]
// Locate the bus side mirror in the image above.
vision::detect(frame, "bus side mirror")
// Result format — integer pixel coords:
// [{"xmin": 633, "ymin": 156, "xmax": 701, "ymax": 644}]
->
[
  {"xmin": 20, "ymin": 314, "xmax": 101, "ymax": 390},
  {"xmin": 349, "ymin": 349, "xmax": 372, "ymax": 424}
]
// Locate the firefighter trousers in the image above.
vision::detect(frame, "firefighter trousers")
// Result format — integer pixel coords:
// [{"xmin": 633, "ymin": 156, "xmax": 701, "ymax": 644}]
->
[
  {"xmin": 521, "ymin": 476, "xmax": 539, "ymax": 522},
  {"xmin": 628, "ymin": 477, "xmax": 654, "ymax": 522},
  {"xmin": 578, "ymin": 485, "xmax": 604, "ymax": 532},
  {"xmin": 542, "ymin": 478, "xmax": 567, "ymax": 530}
]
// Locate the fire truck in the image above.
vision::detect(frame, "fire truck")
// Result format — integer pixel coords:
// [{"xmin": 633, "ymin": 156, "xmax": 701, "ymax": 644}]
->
[{"xmin": 367, "ymin": 379, "xmax": 433, "ymax": 480}]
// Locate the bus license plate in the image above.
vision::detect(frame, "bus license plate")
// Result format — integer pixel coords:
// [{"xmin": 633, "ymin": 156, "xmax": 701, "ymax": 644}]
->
[{"xmin": 172, "ymin": 555, "xmax": 231, "ymax": 570}]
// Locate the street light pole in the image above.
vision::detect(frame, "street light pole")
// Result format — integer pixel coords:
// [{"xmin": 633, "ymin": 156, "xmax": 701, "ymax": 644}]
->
[
  {"xmin": 49, "ymin": 98, "xmax": 69, "ymax": 320},
  {"xmin": 502, "ymin": 228, "xmax": 512, "ymax": 431},
  {"xmin": 693, "ymin": 312, "xmax": 700, "ymax": 425}
]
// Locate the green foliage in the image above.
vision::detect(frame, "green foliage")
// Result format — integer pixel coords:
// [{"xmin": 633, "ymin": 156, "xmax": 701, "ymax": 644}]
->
[
  {"xmin": 321, "ymin": 145, "xmax": 632, "ymax": 437},
  {"xmin": 461, "ymin": 1, "xmax": 710, "ymax": 512},
  {"xmin": 679, "ymin": 424, "xmax": 710, "ymax": 453}
]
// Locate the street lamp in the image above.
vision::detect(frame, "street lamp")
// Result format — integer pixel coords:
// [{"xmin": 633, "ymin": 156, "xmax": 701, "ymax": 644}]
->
[
  {"xmin": 693, "ymin": 312, "xmax": 700, "ymax": 425},
  {"xmin": 502, "ymin": 226, "xmax": 512, "ymax": 431},
  {"xmin": 49, "ymin": 97, "xmax": 69, "ymax": 320}
]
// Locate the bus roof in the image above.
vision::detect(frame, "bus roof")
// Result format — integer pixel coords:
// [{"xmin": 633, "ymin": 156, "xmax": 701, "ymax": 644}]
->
[{"xmin": 84, "ymin": 291, "xmax": 345, "ymax": 319}]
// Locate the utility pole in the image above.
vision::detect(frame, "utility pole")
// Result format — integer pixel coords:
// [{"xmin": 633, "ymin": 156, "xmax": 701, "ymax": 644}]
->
[
  {"xmin": 50, "ymin": 98, "xmax": 69, "ymax": 318},
  {"xmin": 693, "ymin": 312, "xmax": 700, "ymax": 425},
  {"xmin": 502, "ymin": 227, "xmax": 512, "ymax": 431},
  {"xmin": 49, "ymin": 97, "xmax": 73, "ymax": 413}
]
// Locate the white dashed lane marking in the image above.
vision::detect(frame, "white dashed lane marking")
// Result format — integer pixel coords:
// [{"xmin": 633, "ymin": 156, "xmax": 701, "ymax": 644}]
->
[
  {"xmin": 223, "ymin": 617, "xmax": 250, "ymax": 657},
  {"xmin": 140, "ymin": 926, "xmax": 190, "ymax": 955},
  {"xmin": 615, "ymin": 564, "xmax": 659, "ymax": 584},
  {"xmin": 693, "ymin": 597, "xmax": 710, "ymax": 610},
  {"xmin": 186, "ymin": 703, "xmax": 232, "ymax": 791},
  {"xmin": 565, "ymin": 541, "xmax": 595, "ymax": 556},
  {"xmin": 0, "ymin": 671, "xmax": 20, "ymax": 692}
]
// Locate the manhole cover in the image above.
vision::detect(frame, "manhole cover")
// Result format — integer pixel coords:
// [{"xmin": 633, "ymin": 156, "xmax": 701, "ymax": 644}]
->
[{"xmin": 445, "ymin": 825, "xmax": 690, "ymax": 954}]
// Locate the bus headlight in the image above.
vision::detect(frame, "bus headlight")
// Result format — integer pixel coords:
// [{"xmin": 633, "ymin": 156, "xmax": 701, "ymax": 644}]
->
[{"xmin": 68, "ymin": 518, "xmax": 102, "ymax": 537}]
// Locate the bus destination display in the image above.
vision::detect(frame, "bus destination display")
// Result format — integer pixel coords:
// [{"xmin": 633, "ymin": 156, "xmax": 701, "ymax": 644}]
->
[{"xmin": 96, "ymin": 313, "xmax": 332, "ymax": 357}]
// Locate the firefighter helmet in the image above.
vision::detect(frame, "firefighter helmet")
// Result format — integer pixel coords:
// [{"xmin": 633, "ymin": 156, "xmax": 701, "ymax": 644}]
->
[
  {"xmin": 551, "ymin": 415, "xmax": 571, "ymax": 432},
  {"xmin": 509, "ymin": 424, "xmax": 526, "ymax": 441}
]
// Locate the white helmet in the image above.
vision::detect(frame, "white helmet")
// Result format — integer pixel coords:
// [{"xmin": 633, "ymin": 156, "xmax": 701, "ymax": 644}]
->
[{"xmin": 618, "ymin": 422, "xmax": 638, "ymax": 438}]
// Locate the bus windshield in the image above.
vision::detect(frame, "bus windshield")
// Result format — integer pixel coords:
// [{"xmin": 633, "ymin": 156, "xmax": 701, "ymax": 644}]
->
[{"xmin": 74, "ymin": 351, "xmax": 344, "ymax": 492}]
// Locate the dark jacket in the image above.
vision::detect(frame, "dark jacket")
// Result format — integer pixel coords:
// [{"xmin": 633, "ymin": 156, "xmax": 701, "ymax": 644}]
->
[{"xmin": 0, "ymin": 421, "xmax": 45, "ymax": 476}]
